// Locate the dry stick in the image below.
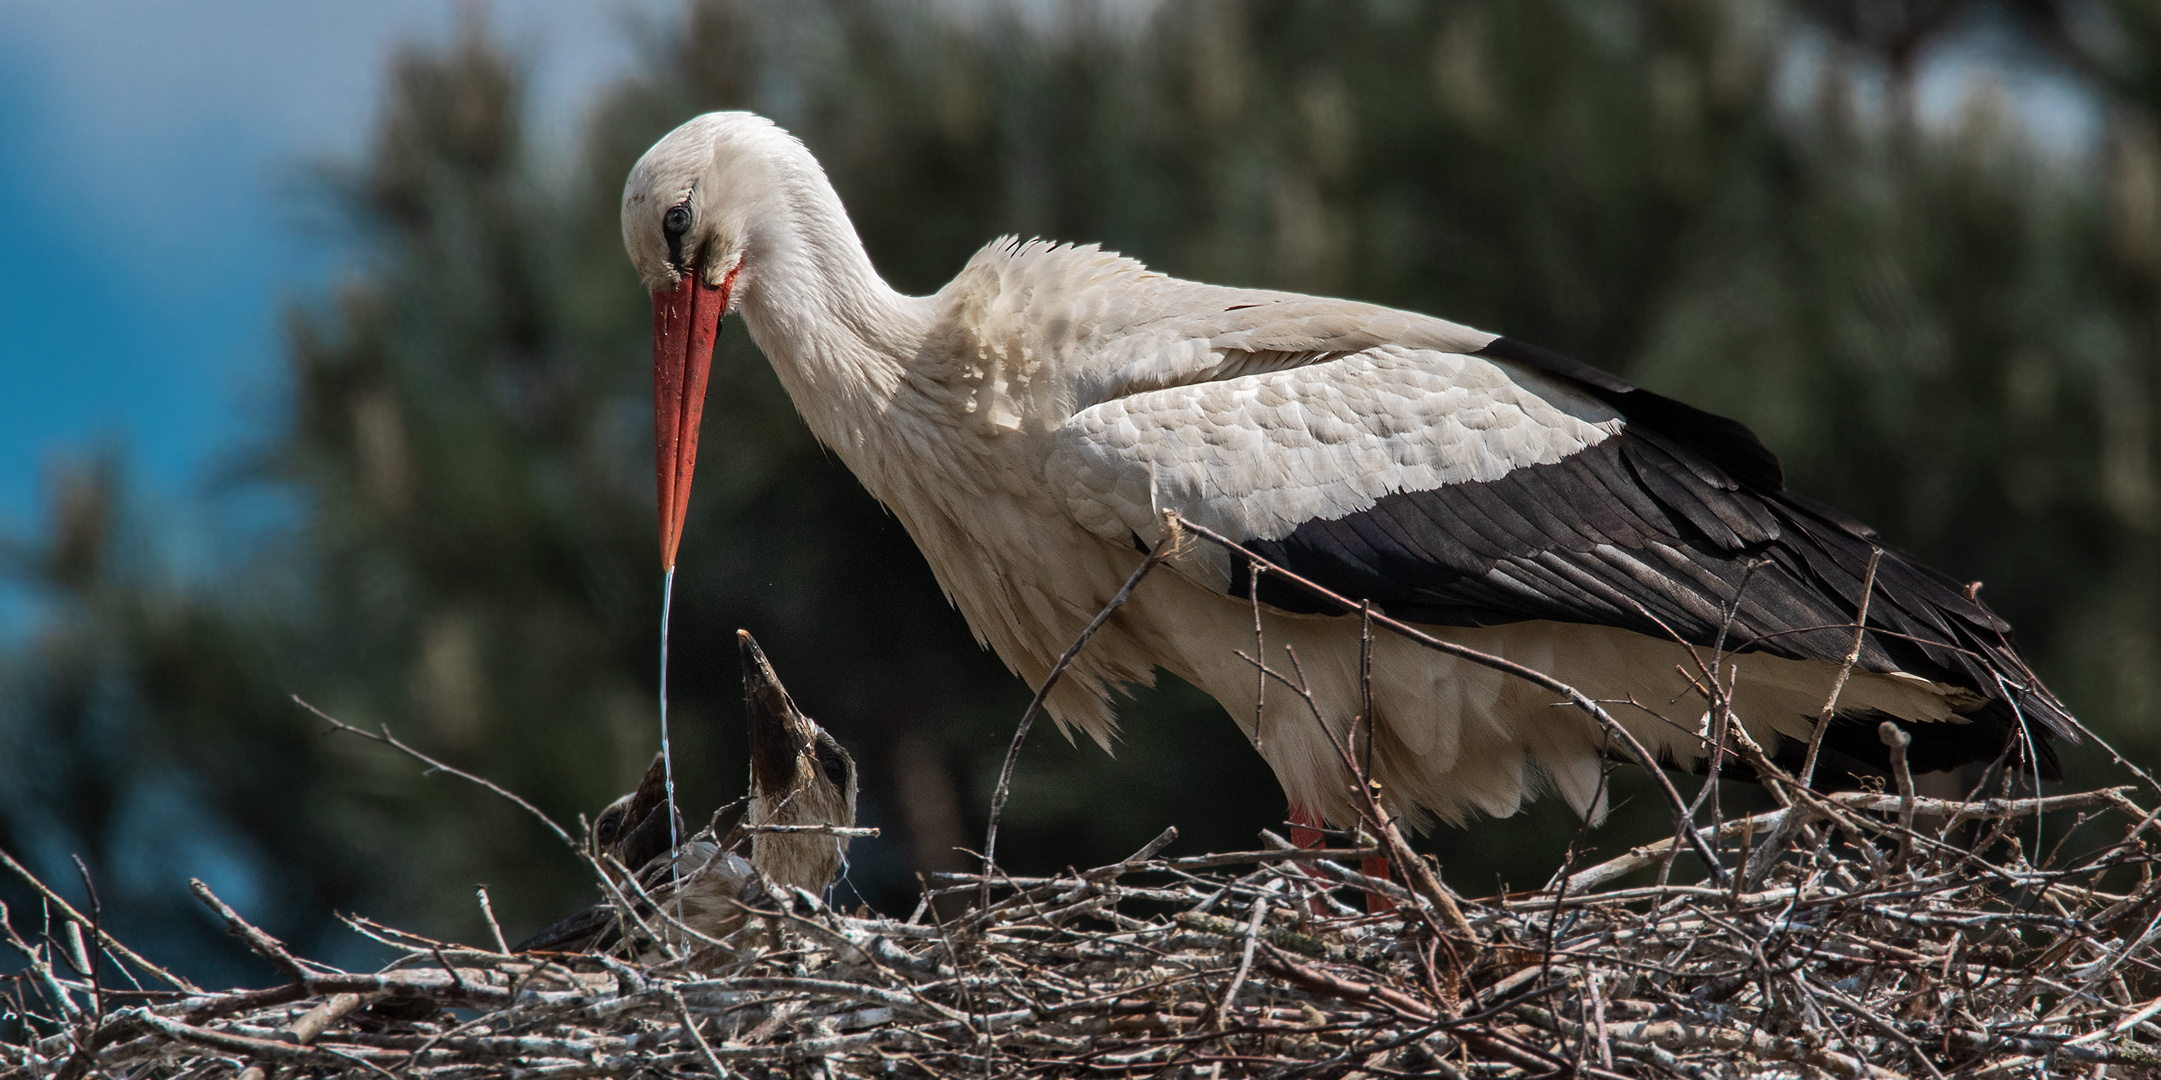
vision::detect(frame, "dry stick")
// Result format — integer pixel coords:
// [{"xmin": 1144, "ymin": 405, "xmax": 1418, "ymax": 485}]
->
[
  {"xmin": 1880, "ymin": 722, "xmax": 1917, "ymax": 873},
  {"xmin": 1677, "ymin": 682, "xmax": 1729, "ymax": 829},
  {"xmin": 47, "ymin": 923, "xmax": 108, "ymax": 1080},
  {"xmin": 1208, "ymin": 897, "xmax": 1268, "ymax": 1031},
  {"xmin": 295, "ymin": 695, "xmax": 577, "ymax": 850},
  {"xmin": 237, "ymin": 992, "xmax": 366, "ymax": 1080},
  {"xmin": 982, "ymin": 514, "xmax": 1182, "ymax": 880},
  {"xmin": 1255, "ymin": 941, "xmax": 1439, "ymax": 1023},
  {"xmin": 1562, "ymin": 789, "xmax": 2122, "ymax": 895},
  {"xmin": 0, "ymin": 904, "xmax": 81, "ymax": 1022},
  {"xmin": 1251, "ymin": 565, "xmax": 1267, "ymax": 755},
  {"xmin": 1735, "ymin": 550, "xmax": 1883, "ymax": 892},
  {"xmin": 0, "ymin": 848, "xmax": 198, "ymax": 994},
  {"xmin": 1801, "ymin": 547, "xmax": 1883, "ymax": 791},
  {"xmin": 1239, "ymin": 648, "xmax": 1480, "ymax": 957},
  {"xmin": 740, "ymin": 825, "xmax": 880, "ymax": 837},
  {"xmin": 44, "ymin": 874, "xmax": 108, "ymax": 1080},
  {"xmin": 1613, "ymin": 602, "xmax": 1746, "ymax": 888},
  {"xmin": 1627, "ymin": 593, "xmax": 1835, "ymax": 891},
  {"xmin": 189, "ymin": 880, "xmax": 310, "ymax": 983},
  {"xmin": 933, "ymin": 845, "xmax": 1385, "ymax": 882},
  {"xmin": 57, "ymin": 922, "xmax": 91, "ymax": 985},
  {"xmin": 1805, "ymin": 971, "xmax": 1948, "ymax": 1080},
  {"xmin": 1686, "ymin": 560, "xmax": 1769, "ymax": 852},
  {"xmin": 68, "ymin": 858, "xmax": 104, "ymax": 1032},
  {"xmin": 1113, "ymin": 826, "xmax": 1183, "ymax": 872},
  {"xmin": 129, "ymin": 1012, "xmax": 377, "ymax": 1066},
  {"xmin": 287, "ymin": 992, "xmax": 364, "ymax": 1043},
  {"xmin": 6, "ymin": 907, "xmax": 82, "ymax": 1032},
  {"xmin": 2063, "ymin": 713, "xmax": 2161, "ymax": 802},
  {"xmin": 1176, "ymin": 517, "xmax": 1727, "ymax": 884},
  {"xmin": 1358, "ymin": 602, "xmax": 1376, "ymax": 789},
  {"xmin": 1737, "ymin": 753, "xmax": 1886, "ymax": 891},
  {"xmin": 1719, "ymin": 722, "xmax": 1782, "ymax": 892},
  {"xmin": 475, "ymin": 887, "xmax": 512, "ymax": 956},
  {"xmin": 668, "ymin": 987, "xmax": 730, "ymax": 1077}
]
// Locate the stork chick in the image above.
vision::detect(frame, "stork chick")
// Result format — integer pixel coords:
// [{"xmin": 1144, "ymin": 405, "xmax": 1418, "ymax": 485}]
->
[
  {"xmin": 518, "ymin": 631, "xmax": 857, "ymax": 958},
  {"xmin": 737, "ymin": 630, "xmax": 859, "ymax": 889},
  {"xmin": 593, "ymin": 752, "xmax": 680, "ymax": 885}
]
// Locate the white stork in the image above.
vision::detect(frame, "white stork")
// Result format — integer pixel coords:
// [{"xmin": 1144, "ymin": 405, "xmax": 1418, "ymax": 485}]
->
[{"xmin": 630, "ymin": 112, "xmax": 2074, "ymax": 837}]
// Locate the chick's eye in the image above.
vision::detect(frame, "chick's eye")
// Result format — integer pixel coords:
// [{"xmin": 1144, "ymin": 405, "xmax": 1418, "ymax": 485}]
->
[
  {"xmin": 663, "ymin": 204, "xmax": 692, "ymax": 236},
  {"xmin": 820, "ymin": 749, "xmax": 848, "ymax": 786}
]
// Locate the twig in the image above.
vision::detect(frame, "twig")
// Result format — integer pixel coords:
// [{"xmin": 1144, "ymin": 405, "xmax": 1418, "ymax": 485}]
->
[
  {"xmin": 475, "ymin": 886, "xmax": 511, "ymax": 956},
  {"xmin": 668, "ymin": 987, "xmax": 730, "ymax": 1076},
  {"xmin": 982, "ymin": 513, "xmax": 1182, "ymax": 879},
  {"xmin": 1802, "ymin": 547, "xmax": 1882, "ymax": 789},
  {"xmin": 1880, "ymin": 721, "xmax": 1916, "ymax": 872},
  {"xmin": 1208, "ymin": 897, "xmax": 1267, "ymax": 1030},
  {"xmin": 189, "ymin": 879, "xmax": 311, "ymax": 983},
  {"xmin": 1239, "ymin": 646, "xmax": 1480, "ymax": 956},
  {"xmin": 69, "ymin": 857, "xmax": 105, "ymax": 1028},
  {"xmin": 738, "ymin": 825, "xmax": 881, "ymax": 837},
  {"xmin": 1177, "ymin": 517, "xmax": 1728, "ymax": 884},
  {"xmin": 0, "ymin": 847, "xmax": 199, "ymax": 993},
  {"xmin": 296, "ymin": 695, "xmax": 577, "ymax": 849}
]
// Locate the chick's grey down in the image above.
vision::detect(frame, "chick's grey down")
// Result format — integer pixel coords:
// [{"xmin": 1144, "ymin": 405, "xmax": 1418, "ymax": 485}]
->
[
  {"xmin": 519, "ymin": 631, "xmax": 856, "ymax": 956},
  {"xmin": 622, "ymin": 111, "xmax": 2074, "ymax": 832}
]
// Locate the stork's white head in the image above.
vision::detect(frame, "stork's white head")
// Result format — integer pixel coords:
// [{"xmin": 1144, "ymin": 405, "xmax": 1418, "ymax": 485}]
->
[
  {"xmin": 623, "ymin": 112, "xmax": 819, "ymax": 569},
  {"xmin": 622, "ymin": 112, "xmax": 814, "ymax": 294}
]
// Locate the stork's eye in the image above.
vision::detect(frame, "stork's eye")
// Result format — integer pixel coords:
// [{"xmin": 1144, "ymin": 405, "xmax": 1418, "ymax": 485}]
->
[
  {"xmin": 819, "ymin": 746, "xmax": 849, "ymax": 786},
  {"xmin": 663, "ymin": 204, "xmax": 693, "ymax": 236}
]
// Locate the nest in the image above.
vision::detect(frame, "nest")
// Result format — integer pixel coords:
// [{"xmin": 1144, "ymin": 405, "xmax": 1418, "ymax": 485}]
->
[
  {"xmin": 6, "ymin": 777, "xmax": 2161, "ymax": 1079},
  {"xmin": 8, "ymin": 523, "xmax": 2161, "ymax": 1076}
]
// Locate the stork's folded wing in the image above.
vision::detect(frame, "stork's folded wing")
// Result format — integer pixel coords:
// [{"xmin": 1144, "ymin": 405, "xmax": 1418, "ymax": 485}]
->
[{"xmin": 1047, "ymin": 329, "xmax": 2078, "ymax": 747}]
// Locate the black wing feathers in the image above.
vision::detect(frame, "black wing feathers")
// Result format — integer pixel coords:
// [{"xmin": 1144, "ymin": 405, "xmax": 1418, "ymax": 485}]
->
[
  {"xmin": 1479, "ymin": 335, "xmax": 1786, "ymax": 490},
  {"xmin": 1228, "ymin": 336, "xmax": 2077, "ymax": 756}
]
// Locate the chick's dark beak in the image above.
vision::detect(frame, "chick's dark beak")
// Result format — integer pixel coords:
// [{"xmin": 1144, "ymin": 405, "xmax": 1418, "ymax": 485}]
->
[
  {"xmin": 610, "ymin": 753, "xmax": 678, "ymax": 872},
  {"xmin": 740, "ymin": 630, "xmax": 809, "ymax": 797}
]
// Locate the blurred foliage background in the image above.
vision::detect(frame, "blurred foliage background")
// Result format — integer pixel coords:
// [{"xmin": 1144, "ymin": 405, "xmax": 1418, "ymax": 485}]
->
[{"xmin": 5, "ymin": 0, "xmax": 2161, "ymax": 983}]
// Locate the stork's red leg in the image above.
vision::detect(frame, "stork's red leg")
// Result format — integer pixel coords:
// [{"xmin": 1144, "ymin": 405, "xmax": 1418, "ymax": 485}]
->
[
  {"xmin": 1287, "ymin": 804, "xmax": 1331, "ymax": 915},
  {"xmin": 1289, "ymin": 805, "xmax": 1396, "ymax": 915},
  {"xmin": 1288, "ymin": 804, "xmax": 1328, "ymax": 849},
  {"xmin": 1362, "ymin": 853, "xmax": 1397, "ymax": 914}
]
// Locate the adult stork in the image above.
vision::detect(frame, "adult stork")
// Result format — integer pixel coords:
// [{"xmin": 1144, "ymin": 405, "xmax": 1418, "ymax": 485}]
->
[{"xmin": 630, "ymin": 112, "xmax": 2074, "ymax": 839}]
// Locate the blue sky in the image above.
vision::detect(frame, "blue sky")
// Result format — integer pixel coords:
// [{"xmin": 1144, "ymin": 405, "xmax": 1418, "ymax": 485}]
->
[{"xmin": 0, "ymin": 0, "xmax": 670, "ymax": 556}]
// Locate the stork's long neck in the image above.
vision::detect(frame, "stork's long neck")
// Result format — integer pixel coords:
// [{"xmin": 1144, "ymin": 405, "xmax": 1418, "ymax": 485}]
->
[{"xmin": 732, "ymin": 160, "xmax": 929, "ymax": 471}]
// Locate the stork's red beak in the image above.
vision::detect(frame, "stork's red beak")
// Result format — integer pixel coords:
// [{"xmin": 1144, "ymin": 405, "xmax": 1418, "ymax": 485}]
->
[{"xmin": 652, "ymin": 271, "xmax": 727, "ymax": 570}]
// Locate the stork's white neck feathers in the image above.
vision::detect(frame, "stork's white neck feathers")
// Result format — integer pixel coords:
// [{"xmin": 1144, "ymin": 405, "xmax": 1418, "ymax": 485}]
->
[{"xmin": 734, "ymin": 158, "xmax": 925, "ymax": 438}]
